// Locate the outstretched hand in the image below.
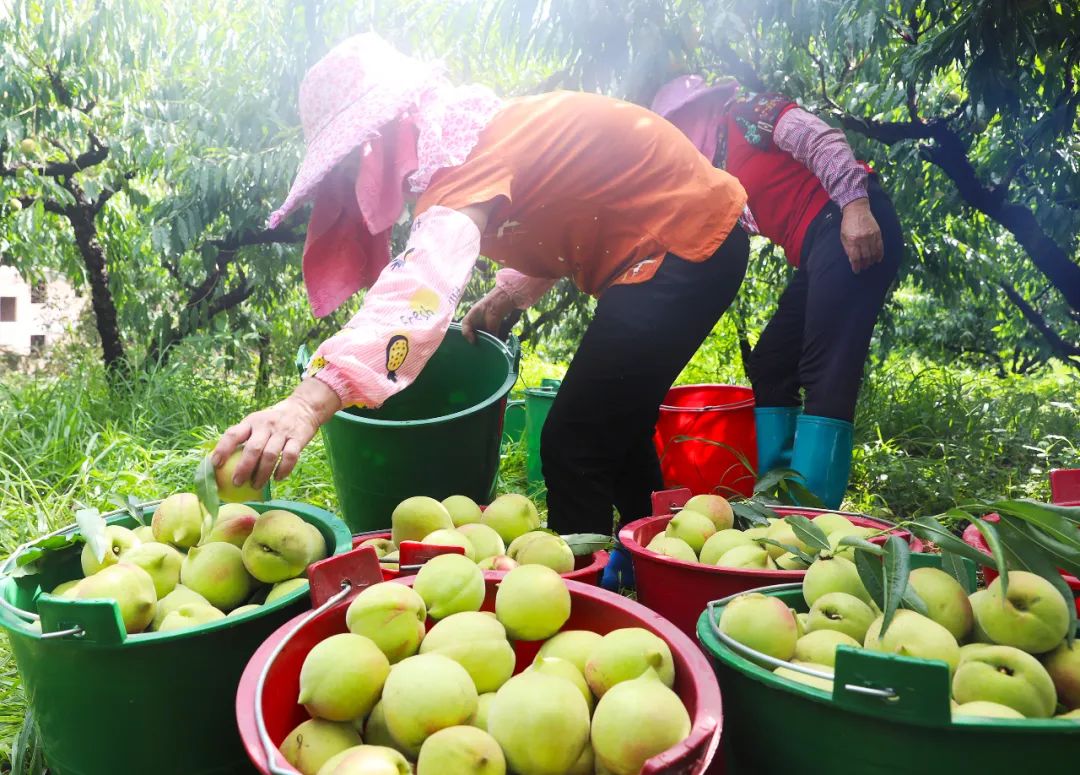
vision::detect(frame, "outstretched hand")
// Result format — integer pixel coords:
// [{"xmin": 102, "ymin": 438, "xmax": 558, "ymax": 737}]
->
[
  {"xmin": 212, "ymin": 377, "xmax": 342, "ymax": 489},
  {"xmin": 840, "ymin": 198, "xmax": 884, "ymax": 274}
]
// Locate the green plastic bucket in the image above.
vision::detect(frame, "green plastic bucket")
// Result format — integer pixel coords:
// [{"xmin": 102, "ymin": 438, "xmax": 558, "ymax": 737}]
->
[
  {"xmin": 298, "ymin": 323, "xmax": 519, "ymax": 533},
  {"xmin": 525, "ymin": 379, "xmax": 560, "ymax": 489},
  {"xmin": 697, "ymin": 572, "xmax": 1080, "ymax": 772},
  {"xmin": 0, "ymin": 499, "xmax": 351, "ymax": 775}
]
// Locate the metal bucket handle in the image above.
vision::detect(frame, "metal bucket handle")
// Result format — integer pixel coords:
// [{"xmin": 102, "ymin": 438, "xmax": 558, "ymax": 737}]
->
[
  {"xmin": 254, "ymin": 546, "xmax": 385, "ymax": 774},
  {"xmin": 0, "ymin": 498, "xmax": 165, "ymax": 639},
  {"xmin": 705, "ymin": 584, "xmax": 897, "ymax": 701},
  {"xmin": 707, "ymin": 586, "xmax": 958, "ymax": 725}
]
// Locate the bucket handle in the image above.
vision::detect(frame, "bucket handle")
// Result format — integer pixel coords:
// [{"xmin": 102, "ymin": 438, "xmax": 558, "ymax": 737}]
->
[
  {"xmin": 704, "ymin": 585, "xmax": 897, "ymax": 701},
  {"xmin": 0, "ymin": 596, "xmax": 82, "ymax": 639},
  {"xmin": 255, "ymin": 546, "xmax": 386, "ymax": 773},
  {"xmin": 255, "ymin": 579, "xmax": 355, "ymax": 775}
]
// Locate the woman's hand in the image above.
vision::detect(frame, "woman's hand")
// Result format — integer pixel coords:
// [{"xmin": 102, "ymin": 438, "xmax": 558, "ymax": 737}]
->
[
  {"xmin": 840, "ymin": 198, "xmax": 884, "ymax": 273},
  {"xmin": 212, "ymin": 377, "xmax": 343, "ymax": 489},
  {"xmin": 461, "ymin": 287, "xmax": 518, "ymax": 344}
]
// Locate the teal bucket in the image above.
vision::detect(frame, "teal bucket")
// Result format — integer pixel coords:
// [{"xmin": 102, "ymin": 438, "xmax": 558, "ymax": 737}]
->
[{"xmin": 298, "ymin": 323, "xmax": 519, "ymax": 533}]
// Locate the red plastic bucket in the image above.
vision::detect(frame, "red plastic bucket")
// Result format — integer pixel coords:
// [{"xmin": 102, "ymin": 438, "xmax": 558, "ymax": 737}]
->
[
  {"xmin": 235, "ymin": 550, "xmax": 723, "ymax": 775},
  {"xmin": 653, "ymin": 385, "xmax": 757, "ymax": 498},
  {"xmin": 1050, "ymin": 468, "xmax": 1080, "ymax": 504},
  {"xmin": 962, "ymin": 515, "xmax": 1080, "ymax": 614},
  {"xmin": 620, "ymin": 488, "xmax": 926, "ymax": 640}
]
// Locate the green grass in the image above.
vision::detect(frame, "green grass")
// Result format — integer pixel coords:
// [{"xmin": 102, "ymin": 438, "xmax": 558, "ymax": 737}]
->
[{"xmin": 848, "ymin": 358, "xmax": 1079, "ymax": 517}]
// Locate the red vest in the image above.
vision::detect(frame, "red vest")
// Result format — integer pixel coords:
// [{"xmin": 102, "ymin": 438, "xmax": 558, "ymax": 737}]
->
[{"xmin": 721, "ymin": 97, "xmax": 832, "ymax": 266}]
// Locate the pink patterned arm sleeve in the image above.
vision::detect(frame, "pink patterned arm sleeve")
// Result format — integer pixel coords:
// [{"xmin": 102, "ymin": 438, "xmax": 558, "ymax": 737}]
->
[
  {"xmin": 306, "ymin": 206, "xmax": 481, "ymax": 408},
  {"xmin": 495, "ymin": 268, "xmax": 557, "ymax": 309},
  {"xmin": 774, "ymin": 107, "xmax": 869, "ymax": 208}
]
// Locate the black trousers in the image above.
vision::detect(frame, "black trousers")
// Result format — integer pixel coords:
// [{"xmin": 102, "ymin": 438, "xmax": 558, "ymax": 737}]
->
[
  {"xmin": 542, "ymin": 229, "xmax": 750, "ymax": 536},
  {"xmin": 747, "ymin": 176, "xmax": 904, "ymax": 422}
]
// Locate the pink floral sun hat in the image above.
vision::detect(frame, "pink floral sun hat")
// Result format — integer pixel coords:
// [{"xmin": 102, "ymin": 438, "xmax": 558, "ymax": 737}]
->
[
  {"xmin": 651, "ymin": 74, "xmax": 739, "ymax": 162},
  {"xmin": 268, "ymin": 33, "xmax": 444, "ymax": 230},
  {"xmin": 270, "ymin": 32, "xmax": 502, "ymax": 317}
]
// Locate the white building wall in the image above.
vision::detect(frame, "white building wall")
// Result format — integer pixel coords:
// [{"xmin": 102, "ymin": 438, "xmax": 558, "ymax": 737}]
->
[{"xmin": 0, "ymin": 265, "xmax": 85, "ymax": 356}]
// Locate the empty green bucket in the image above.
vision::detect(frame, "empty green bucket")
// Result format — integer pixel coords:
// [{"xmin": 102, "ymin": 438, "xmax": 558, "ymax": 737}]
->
[
  {"xmin": 524, "ymin": 379, "xmax": 560, "ymax": 491},
  {"xmin": 298, "ymin": 323, "xmax": 520, "ymax": 533},
  {"xmin": 0, "ymin": 499, "xmax": 351, "ymax": 775}
]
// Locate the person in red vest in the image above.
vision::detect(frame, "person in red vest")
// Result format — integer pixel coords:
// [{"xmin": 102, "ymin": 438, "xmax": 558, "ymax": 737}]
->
[{"xmin": 653, "ymin": 75, "xmax": 904, "ymax": 509}]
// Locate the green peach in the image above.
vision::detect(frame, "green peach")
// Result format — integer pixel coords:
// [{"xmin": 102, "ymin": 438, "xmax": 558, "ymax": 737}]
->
[
  {"xmin": 952, "ymin": 644, "xmax": 1056, "ymax": 718},
  {"xmin": 584, "ymin": 627, "xmax": 676, "ymax": 698},
  {"xmin": 381, "ymin": 653, "xmax": 478, "ymax": 756},
  {"xmin": 907, "ymin": 567, "xmax": 974, "ymax": 641},
  {"xmin": 346, "ymin": 581, "xmax": 427, "ymax": 663},
  {"xmin": 664, "ymin": 510, "xmax": 716, "ymax": 555},
  {"xmin": 683, "ymin": 495, "xmax": 734, "ymax": 531},
  {"xmin": 794, "ymin": 629, "xmax": 861, "ymax": 667},
  {"xmin": 494, "ymin": 564, "xmax": 570, "ymax": 640},
  {"xmin": 699, "ymin": 529, "xmax": 753, "ymax": 565},
  {"xmin": 718, "ymin": 592, "xmax": 798, "ymax": 661},
  {"xmin": 279, "ymin": 718, "xmax": 362, "ymax": 775},
  {"xmin": 865, "ymin": 610, "xmax": 960, "ymax": 673},
  {"xmin": 421, "ymin": 528, "xmax": 477, "ymax": 561},
  {"xmin": 299, "ymin": 633, "xmax": 390, "ymax": 721},
  {"xmin": 414, "ymin": 553, "xmax": 485, "ymax": 620},
  {"xmin": 645, "ymin": 535, "xmax": 698, "ymax": 563},
  {"xmin": 535, "ymin": 629, "xmax": 602, "ymax": 674},
  {"xmin": 807, "ymin": 592, "xmax": 877, "ymax": 643},
  {"xmin": 457, "ymin": 523, "xmax": 506, "ymax": 561},
  {"xmin": 442, "ymin": 494, "xmax": 484, "ymax": 526},
  {"xmin": 391, "ymin": 496, "xmax": 453, "ymax": 546}
]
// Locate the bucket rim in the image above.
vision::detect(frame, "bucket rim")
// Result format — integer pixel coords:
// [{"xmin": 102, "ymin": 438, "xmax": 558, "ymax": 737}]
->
[
  {"xmin": 962, "ymin": 517, "xmax": 1080, "ymax": 586},
  {"xmin": 350, "ymin": 529, "xmax": 611, "ymax": 583},
  {"xmin": 658, "ymin": 383, "xmax": 756, "ymax": 413},
  {"xmin": 696, "ymin": 586, "xmax": 1080, "ymax": 732},
  {"xmin": 320, "ymin": 324, "xmax": 519, "ymax": 429},
  {"xmin": 619, "ymin": 509, "xmax": 923, "ymax": 577},
  {"xmin": 0, "ymin": 500, "xmax": 352, "ymax": 644}
]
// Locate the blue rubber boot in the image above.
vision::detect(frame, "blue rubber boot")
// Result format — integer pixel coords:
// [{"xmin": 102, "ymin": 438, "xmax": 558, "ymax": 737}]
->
[
  {"xmin": 789, "ymin": 414, "xmax": 855, "ymax": 510},
  {"xmin": 600, "ymin": 543, "xmax": 635, "ymax": 592},
  {"xmin": 754, "ymin": 406, "xmax": 802, "ymax": 475}
]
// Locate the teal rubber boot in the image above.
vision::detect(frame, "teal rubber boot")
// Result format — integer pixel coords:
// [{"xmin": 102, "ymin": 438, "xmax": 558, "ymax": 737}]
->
[
  {"xmin": 790, "ymin": 414, "xmax": 854, "ymax": 510},
  {"xmin": 754, "ymin": 406, "xmax": 802, "ymax": 475}
]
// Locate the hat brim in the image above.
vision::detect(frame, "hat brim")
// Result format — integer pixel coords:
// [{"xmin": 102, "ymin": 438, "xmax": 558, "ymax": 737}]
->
[
  {"xmin": 652, "ymin": 75, "xmax": 739, "ymax": 119},
  {"xmin": 268, "ymin": 84, "xmax": 430, "ymax": 229}
]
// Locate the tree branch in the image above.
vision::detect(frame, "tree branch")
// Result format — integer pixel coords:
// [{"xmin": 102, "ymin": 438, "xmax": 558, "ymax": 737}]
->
[
  {"xmin": 837, "ymin": 110, "xmax": 1080, "ymax": 312},
  {"xmin": 998, "ymin": 281, "xmax": 1080, "ymax": 363},
  {"xmin": 208, "ymin": 224, "xmax": 305, "ymax": 250},
  {"xmin": 0, "ymin": 133, "xmax": 109, "ymax": 178},
  {"xmin": 703, "ymin": 39, "xmax": 766, "ymax": 92},
  {"xmin": 16, "ymin": 196, "xmax": 67, "ymax": 216},
  {"xmin": 91, "ymin": 171, "xmax": 136, "ymax": 215}
]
